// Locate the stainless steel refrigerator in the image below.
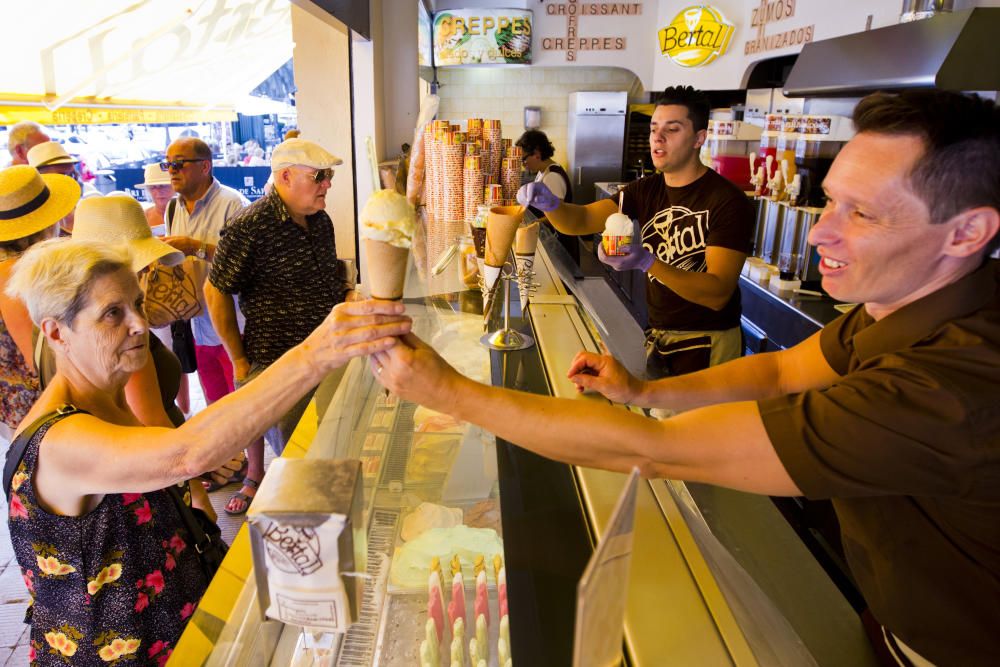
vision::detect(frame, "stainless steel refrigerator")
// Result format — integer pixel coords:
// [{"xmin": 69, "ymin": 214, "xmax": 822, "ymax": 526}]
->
[{"xmin": 566, "ymin": 91, "xmax": 628, "ymax": 204}]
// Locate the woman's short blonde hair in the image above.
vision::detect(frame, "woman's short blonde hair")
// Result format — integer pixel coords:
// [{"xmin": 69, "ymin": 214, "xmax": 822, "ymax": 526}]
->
[{"xmin": 5, "ymin": 238, "xmax": 133, "ymax": 326}]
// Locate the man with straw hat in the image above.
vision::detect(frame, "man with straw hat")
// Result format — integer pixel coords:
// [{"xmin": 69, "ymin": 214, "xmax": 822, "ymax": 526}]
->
[
  {"xmin": 27, "ymin": 141, "xmax": 92, "ymax": 234},
  {"xmin": 206, "ymin": 137, "xmax": 347, "ymax": 515},
  {"xmin": 0, "ymin": 165, "xmax": 79, "ymax": 439}
]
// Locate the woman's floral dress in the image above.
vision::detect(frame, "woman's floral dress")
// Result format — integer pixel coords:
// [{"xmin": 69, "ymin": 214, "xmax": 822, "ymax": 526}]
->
[
  {"xmin": 7, "ymin": 416, "xmax": 210, "ymax": 665},
  {"xmin": 0, "ymin": 316, "xmax": 39, "ymax": 430}
]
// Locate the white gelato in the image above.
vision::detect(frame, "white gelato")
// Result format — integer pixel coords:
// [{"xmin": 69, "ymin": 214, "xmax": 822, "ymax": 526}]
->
[
  {"xmin": 603, "ymin": 212, "xmax": 633, "ymax": 237},
  {"xmin": 360, "ymin": 189, "xmax": 416, "ymax": 248}
]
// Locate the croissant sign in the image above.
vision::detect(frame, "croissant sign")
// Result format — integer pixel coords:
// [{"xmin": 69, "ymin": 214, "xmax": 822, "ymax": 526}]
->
[{"xmin": 658, "ymin": 5, "xmax": 735, "ymax": 68}]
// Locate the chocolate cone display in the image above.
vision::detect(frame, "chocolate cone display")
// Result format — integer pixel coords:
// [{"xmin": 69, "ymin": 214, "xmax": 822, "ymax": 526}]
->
[
  {"xmin": 514, "ymin": 221, "xmax": 539, "ymax": 308},
  {"xmin": 364, "ymin": 238, "xmax": 409, "ymax": 300}
]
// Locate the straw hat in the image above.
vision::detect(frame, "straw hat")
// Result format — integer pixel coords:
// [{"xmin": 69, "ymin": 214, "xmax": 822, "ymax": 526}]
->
[
  {"xmin": 136, "ymin": 163, "xmax": 172, "ymax": 189},
  {"xmin": 270, "ymin": 138, "xmax": 342, "ymax": 172},
  {"xmin": 26, "ymin": 141, "xmax": 79, "ymax": 168},
  {"xmin": 0, "ymin": 165, "xmax": 81, "ymax": 242},
  {"xmin": 73, "ymin": 194, "xmax": 184, "ymax": 272}
]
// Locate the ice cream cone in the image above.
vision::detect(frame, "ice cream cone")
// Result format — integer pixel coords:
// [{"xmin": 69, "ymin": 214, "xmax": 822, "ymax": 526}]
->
[
  {"xmin": 485, "ymin": 205, "xmax": 523, "ymax": 268},
  {"xmin": 364, "ymin": 238, "xmax": 409, "ymax": 300}
]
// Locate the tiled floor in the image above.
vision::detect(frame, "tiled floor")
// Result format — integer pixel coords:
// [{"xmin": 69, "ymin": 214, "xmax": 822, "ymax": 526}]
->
[{"xmin": 0, "ymin": 373, "xmax": 266, "ymax": 664}]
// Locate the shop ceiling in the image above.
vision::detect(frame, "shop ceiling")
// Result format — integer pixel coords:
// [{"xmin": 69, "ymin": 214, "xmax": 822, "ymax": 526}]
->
[{"xmin": 0, "ymin": 0, "xmax": 294, "ymax": 125}]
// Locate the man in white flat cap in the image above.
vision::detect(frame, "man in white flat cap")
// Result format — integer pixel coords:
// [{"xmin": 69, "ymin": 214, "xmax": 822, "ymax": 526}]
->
[{"xmin": 206, "ymin": 138, "xmax": 350, "ymax": 515}]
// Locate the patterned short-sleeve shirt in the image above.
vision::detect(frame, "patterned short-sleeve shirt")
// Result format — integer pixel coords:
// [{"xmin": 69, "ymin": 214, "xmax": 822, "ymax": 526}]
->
[{"xmin": 209, "ymin": 190, "xmax": 346, "ymax": 366}]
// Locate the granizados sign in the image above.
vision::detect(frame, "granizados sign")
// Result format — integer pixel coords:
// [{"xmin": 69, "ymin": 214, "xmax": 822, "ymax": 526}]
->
[
  {"xmin": 433, "ymin": 9, "xmax": 532, "ymax": 65},
  {"xmin": 744, "ymin": 0, "xmax": 814, "ymax": 55},
  {"xmin": 658, "ymin": 5, "xmax": 735, "ymax": 68}
]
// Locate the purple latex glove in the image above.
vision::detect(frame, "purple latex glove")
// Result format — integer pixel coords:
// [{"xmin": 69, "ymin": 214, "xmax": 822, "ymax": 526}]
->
[
  {"xmin": 597, "ymin": 235, "xmax": 655, "ymax": 272},
  {"xmin": 516, "ymin": 181, "xmax": 561, "ymax": 212}
]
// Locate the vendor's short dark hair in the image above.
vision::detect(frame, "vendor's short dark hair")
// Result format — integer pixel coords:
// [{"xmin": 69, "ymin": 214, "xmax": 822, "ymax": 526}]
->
[
  {"xmin": 515, "ymin": 130, "xmax": 555, "ymax": 160},
  {"xmin": 853, "ymin": 91, "xmax": 1000, "ymax": 251},
  {"xmin": 654, "ymin": 86, "xmax": 710, "ymax": 133}
]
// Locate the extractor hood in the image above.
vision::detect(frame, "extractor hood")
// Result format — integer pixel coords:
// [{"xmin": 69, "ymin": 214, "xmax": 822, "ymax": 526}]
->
[{"xmin": 784, "ymin": 7, "xmax": 1000, "ymax": 97}]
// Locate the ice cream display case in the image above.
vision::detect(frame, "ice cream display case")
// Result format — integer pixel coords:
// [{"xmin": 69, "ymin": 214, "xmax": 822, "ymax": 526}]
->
[{"xmin": 178, "ymin": 242, "xmax": 876, "ymax": 666}]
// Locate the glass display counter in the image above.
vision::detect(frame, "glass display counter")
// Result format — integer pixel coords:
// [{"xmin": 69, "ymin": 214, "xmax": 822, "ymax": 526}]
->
[{"xmin": 177, "ymin": 241, "xmax": 877, "ymax": 667}]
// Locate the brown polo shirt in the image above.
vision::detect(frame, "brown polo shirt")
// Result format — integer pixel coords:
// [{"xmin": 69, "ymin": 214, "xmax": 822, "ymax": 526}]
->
[{"xmin": 758, "ymin": 260, "xmax": 1000, "ymax": 666}]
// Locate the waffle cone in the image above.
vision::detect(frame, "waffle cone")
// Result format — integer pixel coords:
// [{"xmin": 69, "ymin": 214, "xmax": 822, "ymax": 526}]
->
[
  {"xmin": 485, "ymin": 205, "xmax": 523, "ymax": 266},
  {"xmin": 515, "ymin": 221, "xmax": 540, "ymax": 255},
  {"xmin": 364, "ymin": 238, "xmax": 409, "ymax": 300}
]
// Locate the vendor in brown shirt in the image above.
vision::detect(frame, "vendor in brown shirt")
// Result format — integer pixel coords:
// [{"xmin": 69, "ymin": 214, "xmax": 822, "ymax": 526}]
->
[{"xmin": 373, "ymin": 89, "xmax": 1000, "ymax": 666}]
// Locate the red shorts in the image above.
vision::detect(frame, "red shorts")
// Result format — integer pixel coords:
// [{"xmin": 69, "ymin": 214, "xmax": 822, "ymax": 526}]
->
[{"xmin": 194, "ymin": 344, "xmax": 235, "ymax": 403}]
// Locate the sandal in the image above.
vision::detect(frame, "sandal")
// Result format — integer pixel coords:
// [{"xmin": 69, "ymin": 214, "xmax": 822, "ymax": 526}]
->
[
  {"xmin": 224, "ymin": 477, "xmax": 259, "ymax": 516},
  {"xmin": 202, "ymin": 457, "xmax": 249, "ymax": 493}
]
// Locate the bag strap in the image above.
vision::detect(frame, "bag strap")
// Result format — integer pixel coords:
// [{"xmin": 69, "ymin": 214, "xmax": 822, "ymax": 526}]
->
[
  {"xmin": 4, "ymin": 405, "xmax": 87, "ymax": 498},
  {"xmin": 166, "ymin": 198, "xmax": 178, "ymax": 236},
  {"xmin": 165, "ymin": 484, "xmax": 216, "ymax": 556}
]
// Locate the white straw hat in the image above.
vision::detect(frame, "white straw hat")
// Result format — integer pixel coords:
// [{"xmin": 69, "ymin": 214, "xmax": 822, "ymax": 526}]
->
[
  {"xmin": 270, "ymin": 138, "xmax": 342, "ymax": 172},
  {"xmin": 73, "ymin": 194, "xmax": 184, "ymax": 272},
  {"xmin": 136, "ymin": 163, "xmax": 172, "ymax": 189},
  {"xmin": 26, "ymin": 141, "xmax": 79, "ymax": 168},
  {"xmin": 0, "ymin": 165, "xmax": 80, "ymax": 242}
]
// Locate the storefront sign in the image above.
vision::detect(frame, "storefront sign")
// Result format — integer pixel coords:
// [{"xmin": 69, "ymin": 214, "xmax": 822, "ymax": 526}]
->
[
  {"xmin": 658, "ymin": 5, "xmax": 735, "ymax": 68},
  {"xmin": 539, "ymin": 2, "xmax": 641, "ymax": 61},
  {"xmin": 433, "ymin": 9, "xmax": 532, "ymax": 65},
  {"xmin": 744, "ymin": 0, "xmax": 815, "ymax": 55}
]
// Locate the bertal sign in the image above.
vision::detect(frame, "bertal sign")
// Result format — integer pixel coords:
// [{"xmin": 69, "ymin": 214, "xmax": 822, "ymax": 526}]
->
[{"xmin": 658, "ymin": 5, "xmax": 735, "ymax": 68}]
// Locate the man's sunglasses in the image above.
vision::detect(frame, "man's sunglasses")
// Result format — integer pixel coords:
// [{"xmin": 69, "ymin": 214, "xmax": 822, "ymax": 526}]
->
[
  {"xmin": 300, "ymin": 167, "xmax": 334, "ymax": 183},
  {"xmin": 160, "ymin": 158, "xmax": 208, "ymax": 171}
]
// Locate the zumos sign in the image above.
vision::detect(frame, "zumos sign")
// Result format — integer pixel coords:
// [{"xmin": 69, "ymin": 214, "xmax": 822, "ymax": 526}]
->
[
  {"xmin": 658, "ymin": 5, "xmax": 735, "ymax": 68},
  {"xmin": 433, "ymin": 9, "xmax": 533, "ymax": 65}
]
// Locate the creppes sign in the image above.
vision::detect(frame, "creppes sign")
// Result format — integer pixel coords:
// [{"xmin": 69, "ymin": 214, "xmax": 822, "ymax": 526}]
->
[
  {"xmin": 658, "ymin": 5, "xmax": 735, "ymax": 68},
  {"xmin": 433, "ymin": 9, "xmax": 533, "ymax": 65}
]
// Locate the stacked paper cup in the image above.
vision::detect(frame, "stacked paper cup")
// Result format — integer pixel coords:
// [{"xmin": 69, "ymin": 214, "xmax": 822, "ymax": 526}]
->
[
  {"xmin": 484, "ymin": 184, "xmax": 503, "ymax": 208},
  {"xmin": 464, "ymin": 155, "xmax": 484, "ymax": 223},
  {"xmin": 501, "ymin": 157, "xmax": 522, "ymax": 202},
  {"xmin": 467, "ymin": 118, "xmax": 483, "ymax": 143},
  {"xmin": 484, "ymin": 120, "xmax": 502, "ymax": 184}
]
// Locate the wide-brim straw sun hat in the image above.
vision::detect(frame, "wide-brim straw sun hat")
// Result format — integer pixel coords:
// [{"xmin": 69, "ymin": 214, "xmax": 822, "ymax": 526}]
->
[
  {"xmin": 136, "ymin": 162, "xmax": 172, "ymax": 188},
  {"xmin": 0, "ymin": 165, "xmax": 80, "ymax": 242},
  {"xmin": 27, "ymin": 141, "xmax": 79, "ymax": 168},
  {"xmin": 73, "ymin": 194, "xmax": 184, "ymax": 272}
]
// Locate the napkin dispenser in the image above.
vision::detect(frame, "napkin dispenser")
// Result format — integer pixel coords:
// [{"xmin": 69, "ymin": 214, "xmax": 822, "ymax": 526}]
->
[{"xmin": 247, "ymin": 458, "xmax": 365, "ymax": 632}]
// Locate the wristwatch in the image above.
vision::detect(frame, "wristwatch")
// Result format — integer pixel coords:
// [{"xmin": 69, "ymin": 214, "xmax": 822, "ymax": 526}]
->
[{"xmin": 195, "ymin": 243, "xmax": 207, "ymax": 260}]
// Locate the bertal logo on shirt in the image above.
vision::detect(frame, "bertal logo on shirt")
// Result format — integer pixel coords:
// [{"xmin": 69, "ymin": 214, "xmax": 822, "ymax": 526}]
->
[{"xmin": 643, "ymin": 206, "xmax": 709, "ymax": 275}]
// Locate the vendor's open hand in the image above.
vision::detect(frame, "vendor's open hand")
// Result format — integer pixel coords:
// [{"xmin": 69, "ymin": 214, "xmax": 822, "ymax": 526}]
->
[
  {"xmin": 597, "ymin": 236, "xmax": 655, "ymax": 272},
  {"xmin": 567, "ymin": 344, "xmax": 642, "ymax": 404},
  {"xmin": 370, "ymin": 333, "xmax": 462, "ymax": 410},
  {"xmin": 516, "ymin": 182, "xmax": 561, "ymax": 212},
  {"xmin": 305, "ymin": 299, "xmax": 412, "ymax": 371}
]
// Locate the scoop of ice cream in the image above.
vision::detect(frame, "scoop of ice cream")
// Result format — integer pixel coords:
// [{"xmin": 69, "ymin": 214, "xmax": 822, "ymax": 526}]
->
[
  {"xmin": 360, "ymin": 189, "xmax": 416, "ymax": 248},
  {"xmin": 603, "ymin": 212, "xmax": 633, "ymax": 237}
]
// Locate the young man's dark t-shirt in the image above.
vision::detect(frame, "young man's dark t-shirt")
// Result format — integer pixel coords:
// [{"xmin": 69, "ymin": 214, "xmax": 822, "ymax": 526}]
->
[{"xmin": 621, "ymin": 168, "xmax": 754, "ymax": 331}]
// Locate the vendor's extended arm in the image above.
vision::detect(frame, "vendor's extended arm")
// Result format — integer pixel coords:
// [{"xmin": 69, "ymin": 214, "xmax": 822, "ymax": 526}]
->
[
  {"xmin": 568, "ymin": 330, "xmax": 839, "ymax": 413},
  {"xmin": 517, "ymin": 181, "xmax": 617, "ymax": 235},
  {"xmin": 374, "ymin": 334, "xmax": 802, "ymax": 496}
]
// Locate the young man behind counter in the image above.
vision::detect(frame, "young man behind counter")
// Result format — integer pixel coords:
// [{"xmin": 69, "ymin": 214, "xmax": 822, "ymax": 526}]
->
[
  {"xmin": 377, "ymin": 90, "xmax": 1000, "ymax": 666},
  {"xmin": 518, "ymin": 85, "xmax": 755, "ymax": 379}
]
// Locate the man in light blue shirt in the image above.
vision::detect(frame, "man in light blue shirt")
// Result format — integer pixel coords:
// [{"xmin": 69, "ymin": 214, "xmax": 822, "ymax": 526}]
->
[{"xmin": 162, "ymin": 137, "xmax": 249, "ymax": 405}]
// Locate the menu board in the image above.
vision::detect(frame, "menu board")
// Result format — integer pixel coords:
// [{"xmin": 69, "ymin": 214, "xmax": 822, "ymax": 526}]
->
[{"xmin": 433, "ymin": 9, "xmax": 532, "ymax": 66}]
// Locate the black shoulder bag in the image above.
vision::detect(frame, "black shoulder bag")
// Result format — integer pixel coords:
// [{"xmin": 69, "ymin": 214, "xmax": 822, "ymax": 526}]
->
[
  {"xmin": 165, "ymin": 485, "xmax": 229, "ymax": 580},
  {"xmin": 4, "ymin": 405, "xmax": 85, "ymax": 499}
]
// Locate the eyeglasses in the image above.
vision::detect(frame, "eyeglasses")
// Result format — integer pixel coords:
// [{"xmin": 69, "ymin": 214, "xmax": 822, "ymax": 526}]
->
[{"xmin": 160, "ymin": 158, "xmax": 207, "ymax": 171}]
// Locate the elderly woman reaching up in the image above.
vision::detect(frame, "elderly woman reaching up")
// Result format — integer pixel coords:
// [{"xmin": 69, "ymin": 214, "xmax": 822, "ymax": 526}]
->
[{"xmin": 5, "ymin": 238, "xmax": 410, "ymax": 665}]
